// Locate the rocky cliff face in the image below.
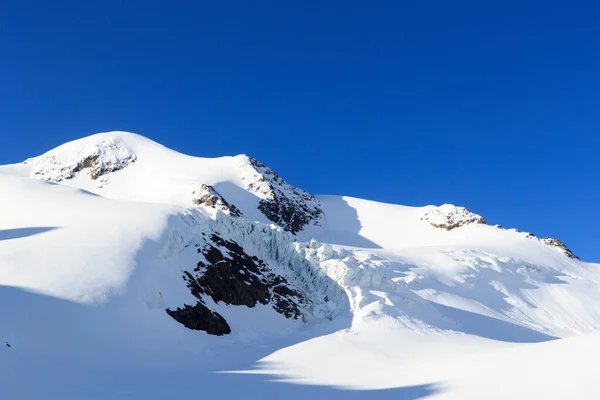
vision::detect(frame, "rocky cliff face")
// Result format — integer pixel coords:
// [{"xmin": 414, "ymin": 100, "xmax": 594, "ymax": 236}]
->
[
  {"xmin": 243, "ymin": 157, "xmax": 323, "ymax": 234},
  {"xmin": 166, "ymin": 231, "xmax": 307, "ymax": 335},
  {"xmin": 421, "ymin": 204, "xmax": 486, "ymax": 230}
]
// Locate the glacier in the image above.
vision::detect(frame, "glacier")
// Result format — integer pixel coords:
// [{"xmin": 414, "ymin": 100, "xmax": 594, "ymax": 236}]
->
[{"xmin": 1, "ymin": 131, "xmax": 599, "ymax": 399}]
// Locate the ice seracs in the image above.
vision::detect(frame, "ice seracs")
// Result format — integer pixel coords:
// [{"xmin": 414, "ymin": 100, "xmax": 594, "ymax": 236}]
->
[
  {"xmin": 167, "ymin": 231, "xmax": 307, "ymax": 335},
  {"xmin": 421, "ymin": 204, "xmax": 486, "ymax": 230}
]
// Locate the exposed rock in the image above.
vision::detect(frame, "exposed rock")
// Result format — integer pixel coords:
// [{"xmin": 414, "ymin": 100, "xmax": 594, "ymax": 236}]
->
[
  {"xmin": 242, "ymin": 157, "xmax": 322, "ymax": 234},
  {"xmin": 501, "ymin": 227, "xmax": 579, "ymax": 260},
  {"xmin": 166, "ymin": 303, "xmax": 231, "ymax": 335},
  {"xmin": 541, "ymin": 238, "xmax": 579, "ymax": 260},
  {"xmin": 166, "ymin": 233, "xmax": 307, "ymax": 335},
  {"xmin": 26, "ymin": 135, "xmax": 136, "ymax": 182},
  {"xmin": 191, "ymin": 184, "xmax": 242, "ymax": 217},
  {"xmin": 421, "ymin": 204, "xmax": 486, "ymax": 231},
  {"xmin": 195, "ymin": 234, "xmax": 306, "ymax": 319},
  {"xmin": 513, "ymin": 230, "xmax": 537, "ymax": 240}
]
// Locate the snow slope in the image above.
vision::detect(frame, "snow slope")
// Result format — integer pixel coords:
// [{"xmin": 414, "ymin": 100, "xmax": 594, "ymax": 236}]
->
[
  {"xmin": 0, "ymin": 173, "xmax": 172, "ymax": 303},
  {"xmin": 239, "ymin": 319, "xmax": 600, "ymax": 399},
  {"xmin": 1, "ymin": 131, "xmax": 599, "ymax": 399},
  {"xmin": 3, "ymin": 131, "xmax": 322, "ymax": 233}
]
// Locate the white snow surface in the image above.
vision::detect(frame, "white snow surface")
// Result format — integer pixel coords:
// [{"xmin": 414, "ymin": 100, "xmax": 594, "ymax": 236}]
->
[{"xmin": 1, "ymin": 131, "xmax": 599, "ymax": 399}]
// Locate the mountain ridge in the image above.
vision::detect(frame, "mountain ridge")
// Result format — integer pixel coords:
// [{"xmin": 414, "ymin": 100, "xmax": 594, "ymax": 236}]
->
[
  {"xmin": 7, "ymin": 131, "xmax": 579, "ymax": 254},
  {"xmin": 1, "ymin": 131, "xmax": 597, "ymax": 399}
]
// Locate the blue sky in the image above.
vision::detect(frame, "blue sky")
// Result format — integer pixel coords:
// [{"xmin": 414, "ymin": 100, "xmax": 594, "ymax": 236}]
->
[{"xmin": 1, "ymin": 1, "xmax": 598, "ymax": 260}]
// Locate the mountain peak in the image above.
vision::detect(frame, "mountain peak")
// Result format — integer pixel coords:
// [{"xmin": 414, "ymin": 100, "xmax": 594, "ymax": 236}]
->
[
  {"xmin": 19, "ymin": 131, "xmax": 323, "ymax": 234},
  {"xmin": 24, "ymin": 131, "xmax": 150, "ymax": 182}
]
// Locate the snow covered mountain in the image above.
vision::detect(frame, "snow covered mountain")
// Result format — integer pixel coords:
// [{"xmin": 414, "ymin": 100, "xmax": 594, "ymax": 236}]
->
[{"xmin": 1, "ymin": 131, "xmax": 598, "ymax": 399}]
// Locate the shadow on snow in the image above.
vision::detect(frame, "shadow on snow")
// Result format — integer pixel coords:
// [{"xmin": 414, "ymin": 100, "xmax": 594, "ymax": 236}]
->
[
  {"xmin": 0, "ymin": 227, "xmax": 59, "ymax": 241},
  {"xmin": 0, "ymin": 285, "xmax": 441, "ymax": 400}
]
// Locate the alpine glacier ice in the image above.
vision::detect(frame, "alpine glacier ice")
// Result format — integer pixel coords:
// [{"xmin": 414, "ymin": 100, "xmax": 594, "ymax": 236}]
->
[{"xmin": 1, "ymin": 131, "xmax": 598, "ymax": 399}]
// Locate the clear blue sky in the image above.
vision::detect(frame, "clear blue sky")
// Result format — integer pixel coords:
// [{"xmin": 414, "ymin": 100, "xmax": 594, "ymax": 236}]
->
[{"xmin": 1, "ymin": 1, "xmax": 598, "ymax": 260}]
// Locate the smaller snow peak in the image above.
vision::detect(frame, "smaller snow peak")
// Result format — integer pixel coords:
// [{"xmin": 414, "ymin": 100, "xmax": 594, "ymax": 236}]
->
[
  {"xmin": 241, "ymin": 156, "xmax": 323, "ymax": 234},
  {"xmin": 191, "ymin": 184, "xmax": 242, "ymax": 217},
  {"xmin": 541, "ymin": 238, "xmax": 580, "ymax": 260},
  {"xmin": 421, "ymin": 204, "xmax": 486, "ymax": 231},
  {"xmin": 26, "ymin": 132, "xmax": 137, "ymax": 183}
]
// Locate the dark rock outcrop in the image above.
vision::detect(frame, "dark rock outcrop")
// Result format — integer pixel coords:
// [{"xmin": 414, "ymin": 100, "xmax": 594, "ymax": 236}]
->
[
  {"xmin": 166, "ymin": 303, "xmax": 231, "ymax": 335},
  {"xmin": 244, "ymin": 157, "xmax": 322, "ymax": 234},
  {"xmin": 166, "ymin": 233, "xmax": 307, "ymax": 335}
]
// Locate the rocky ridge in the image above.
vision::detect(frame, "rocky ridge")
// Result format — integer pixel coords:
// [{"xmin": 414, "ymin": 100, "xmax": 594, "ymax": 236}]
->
[
  {"xmin": 422, "ymin": 205, "xmax": 579, "ymax": 259},
  {"xmin": 494, "ymin": 225, "xmax": 580, "ymax": 260},
  {"xmin": 23, "ymin": 131, "xmax": 323, "ymax": 234},
  {"xmin": 242, "ymin": 157, "xmax": 323, "ymax": 234},
  {"xmin": 540, "ymin": 237, "xmax": 579, "ymax": 260}
]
